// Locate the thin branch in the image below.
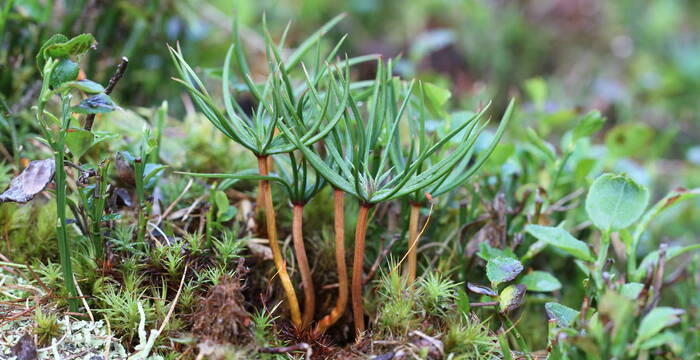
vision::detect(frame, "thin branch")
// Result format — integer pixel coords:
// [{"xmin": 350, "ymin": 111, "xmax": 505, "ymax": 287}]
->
[
  {"xmin": 84, "ymin": 57, "xmax": 128, "ymax": 131},
  {"xmin": 259, "ymin": 343, "xmax": 312, "ymax": 360}
]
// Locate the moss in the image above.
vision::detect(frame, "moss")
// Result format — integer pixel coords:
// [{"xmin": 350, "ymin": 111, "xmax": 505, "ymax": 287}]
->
[{"xmin": 1, "ymin": 199, "xmax": 57, "ymax": 263}]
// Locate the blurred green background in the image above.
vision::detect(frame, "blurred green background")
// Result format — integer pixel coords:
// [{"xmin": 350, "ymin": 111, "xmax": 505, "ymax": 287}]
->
[{"xmin": 3, "ymin": 0, "xmax": 700, "ymax": 194}]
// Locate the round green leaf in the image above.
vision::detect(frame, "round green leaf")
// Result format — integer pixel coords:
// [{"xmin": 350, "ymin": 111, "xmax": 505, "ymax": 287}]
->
[
  {"xmin": 585, "ymin": 173, "xmax": 650, "ymax": 231},
  {"xmin": 486, "ymin": 256, "xmax": 523, "ymax": 285},
  {"xmin": 519, "ymin": 271, "xmax": 562, "ymax": 292},
  {"xmin": 49, "ymin": 58, "xmax": 79, "ymax": 88}
]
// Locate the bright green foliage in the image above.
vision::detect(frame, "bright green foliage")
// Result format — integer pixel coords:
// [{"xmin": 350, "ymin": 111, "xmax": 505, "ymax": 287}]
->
[
  {"xmin": 519, "ymin": 271, "xmax": 561, "ymax": 292},
  {"xmin": 525, "ymin": 224, "xmax": 593, "ymax": 261},
  {"xmin": 418, "ymin": 272, "xmax": 458, "ymax": 316},
  {"xmin": 97, "ymin": 284, "xmax": 155, "ymax": 344},
  {"xmin": 585, "ymin": 173, "xmax": 650, "ymax": 232},
  {"xmin": 443, "ymin": 315, "xmax": 499, "ymax": 359},
  {"xmin": 33, "ymin": 309, "xmax": 61, "ymax": 346}
]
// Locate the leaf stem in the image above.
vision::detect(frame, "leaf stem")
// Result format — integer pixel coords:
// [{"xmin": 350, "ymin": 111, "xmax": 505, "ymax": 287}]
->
[
  {"xmin": 258, "ymin": 156, "xmax": 302, "ymax": 327},
  {"xmin": 595, "ymin": 230, "xmax": 611, "ymax": 292},
  {"xmin": 56, "ymin": 97, "xmax": 78, "ymax": 312}
]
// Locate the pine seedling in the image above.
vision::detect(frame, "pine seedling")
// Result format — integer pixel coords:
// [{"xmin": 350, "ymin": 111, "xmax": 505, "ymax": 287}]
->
[
  {"xmin": 400, "ymin": 92, "xmax": 515, "ymax": 284},
  {"xmin": 169, "ymin": 14, "xmax": 371, "ymax": 328},
  {"xmin": 279, "ymin": 59, "xmax": 493, "ymax": 335}
]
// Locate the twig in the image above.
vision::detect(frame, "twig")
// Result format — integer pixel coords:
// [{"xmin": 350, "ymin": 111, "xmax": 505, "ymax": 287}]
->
[
  {"xmin": 645, "ymin": 243, "xmax": 667, "ymax": 312},
  {"xmin": 84, "ymin": 57, "xmax": 128, "ymax": 131},
  {"xmin": 259, "ymin": 343, "xmax": 312, "ymax": 360},
  {"xmin": 158, "ymin": 178, "xmax": 193, "ymax": 224},
  {"xmin": 23, "ymin": 262, "xmax": 51, "ymax": 295},
  {"xmin": 158, "ymin": 265, "xmax": 187, "ymax": 334},
  {"xmin": 363, "ymin": 233, "xmax": 399, "ymax": 285},
  {"xmin": 470, "ymin": 301, "xmax": 498, "ymax": 307},
  {"xmin": 73, "ymin": 275, "xmax": 94, "ymax": 322}
]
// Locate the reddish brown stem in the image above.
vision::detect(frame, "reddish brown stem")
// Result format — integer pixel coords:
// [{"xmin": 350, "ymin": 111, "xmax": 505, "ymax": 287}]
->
[
  {"xmin": 315, "ymin": 189, "xmax": 348, "ymax": 333},
  {"xmin": 406, "ymin": 203, "xmax": 421, "ymax": 284},
  {"xmin": 258, "ymin": 156, "xmax": 302, "ymax": 327},
  {"xmin": 84, "ymin": 57, "xmax": 128, "ymax": 131},
  {"xmin": 293, "ymin": 204, "xmax": 315, "ymax": 328},
  {"xmin": 351, "ymin": 204, "xmax": 371, "ymax": 336}
]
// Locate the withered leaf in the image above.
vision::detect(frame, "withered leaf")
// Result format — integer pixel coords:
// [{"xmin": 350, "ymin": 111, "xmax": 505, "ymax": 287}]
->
[
  {"xmin": 467, "ymin": 282, "xmax": 498, "ymax": 297},
  {"xmin": 0, "ymin": 159, "xmax": 55, "ymax": 203}
]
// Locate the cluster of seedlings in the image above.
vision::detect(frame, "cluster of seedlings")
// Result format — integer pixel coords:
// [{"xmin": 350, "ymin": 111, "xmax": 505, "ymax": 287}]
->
[{"xmin": 169, "ymin": 13, "xmax": 513, "ymax": 339}]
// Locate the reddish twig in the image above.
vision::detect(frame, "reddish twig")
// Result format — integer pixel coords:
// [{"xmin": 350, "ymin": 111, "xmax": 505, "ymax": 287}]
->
[{"xmin": 84, "ymin": 57, "xmax": 128, "ymax": 131}]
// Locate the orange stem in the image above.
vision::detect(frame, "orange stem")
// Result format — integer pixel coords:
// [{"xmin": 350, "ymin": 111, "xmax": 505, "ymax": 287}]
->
[
  {"xmin": 293, "ymin": 204, "xmax": 315, "ymax": 328},
  {"xmin": 258, "ymin": 156, "xmax": 302, "ymax": 327},
  {"xmin": 315, "ymin": 189, "xmax": 348, "ymax": 334},
  {"xmin": 351, "ymin": 204, "xmax": 371, "ymax": 336},
  {"xmin": 406, "ymin": 203, "xmax": 421, "ymax": 284}
]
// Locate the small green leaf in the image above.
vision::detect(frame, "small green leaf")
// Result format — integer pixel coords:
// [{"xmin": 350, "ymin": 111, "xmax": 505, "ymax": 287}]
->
[
  {"xmin": 525, "ymin": 128, "xmax": 556, "ymax": 162},
  {"xmin": 635, "ymin": 244, "xmax": 700, "ymax": 280},
  {"xmin": 571, "ymin": 110, "xmax": 605, "ymax": 142},
  {"xmin": 214, "ymin": 190, "xmax": 237, "ymax": 222},
  {"xmin": 498, "ymin": 284, "xmax": 526, "ymax": 313},
  {"xmin": 639, "ymin": 331, "xmax": 683, "ymax": 352},
  {"xmin": 585, "ymin": 173, "xmax": 649, "ymax": 232},
  {"xmin": 477, "ymin": 242, "xmax": 517, "ymax": 261},
  {"xmin": 43, "ymin": 33, "xmax": 96, "ymax": 59},
  {"xmin": 72, "ymin": 93, "xmax": 117, "ymax": 114},
  {"xmin": 65, "ymin": 128, "xmax": 94, "ymax": 160},
  {"xmin": 519, "ymin": 271, "xmax": 562, "ymax": 292},
  {"xmin": 525, "ymin": 224, "xmax": 593, "ymax": 262},
  {"xmin": 620, "ymin": 282, "xmax": 644, "ymax": 300},
  {"xmin": 49, "ymin": 58, "xmax": 79, "ymax": 88},
  {"xmin": 455, "ymin": 288, "xmax": 471, "ymax": 316},
  {"xmin": 63, "ymin": 80, "xmax": 105, "ymax": 94},
  {"xmin": 486, "ymin": 256, "xmax": 523, "ymax": 285},
  {"xmin": 422, "ymin": 82, "xmax": 451, "ymax": 117},
  {"xmin": 634, "ymin": 307, "xmax": 684, "ymax": 346},
  {"xmin": 92, "ymin": 131, "xmax": 119, "ymax": 146},
  {"xmin": 544, "ymin": 302, "xmax": 579, "ymax": 328},
  {"xmin": 36, "ymin": 34, "xmax": 69, "ymax": 72},
  {"xmin": 143, "ymin": 163, "xmax": 167, "ymax": 186}
]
